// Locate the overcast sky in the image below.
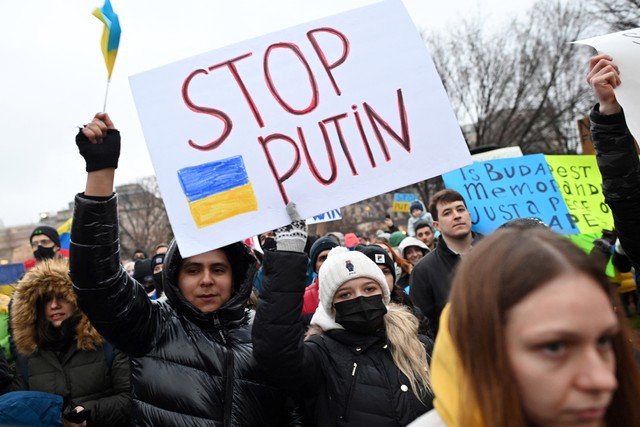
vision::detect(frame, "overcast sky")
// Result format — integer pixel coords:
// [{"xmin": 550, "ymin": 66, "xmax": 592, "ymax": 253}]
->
[{"xmin": 0, "ymin": 0, "xmax": 543, "ymax": 228}]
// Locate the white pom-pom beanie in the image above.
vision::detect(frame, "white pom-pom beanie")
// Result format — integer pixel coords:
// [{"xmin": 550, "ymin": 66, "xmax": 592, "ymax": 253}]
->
[{"xmin": 318, "ymin": 246, "xmax": 391, "ymax": 316}]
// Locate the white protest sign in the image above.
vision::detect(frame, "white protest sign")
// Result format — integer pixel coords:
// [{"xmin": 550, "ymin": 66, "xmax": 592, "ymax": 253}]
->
[
  {"xmin": 129, "ymin": 0, "xmax": 471, "ymax": 257},
  {"xmin": 575, "ymin": 28, "xmax": 640, "ymax": 144},
  {"xmin": 471, "ymin": 146, "xmax": 523, "ymax": 161},
  {"xmin": 306, "ymin": 208, "xmax": 342, "ymax": 225}
]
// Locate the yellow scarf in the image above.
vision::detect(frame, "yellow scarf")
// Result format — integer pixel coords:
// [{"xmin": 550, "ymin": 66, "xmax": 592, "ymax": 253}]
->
[{"xmin": 431, "ymin": 304, "xmax": 484, "ymax": 427}]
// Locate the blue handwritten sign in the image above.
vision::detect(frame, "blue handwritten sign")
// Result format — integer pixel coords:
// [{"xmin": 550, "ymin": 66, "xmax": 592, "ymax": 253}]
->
[
  {"xmin": 307, "ymin": 209, "xmax": 342, "ymax": 225},
  {"xmin": 442, "ymin": 154, "xmax": 577, "ymax": 235}
]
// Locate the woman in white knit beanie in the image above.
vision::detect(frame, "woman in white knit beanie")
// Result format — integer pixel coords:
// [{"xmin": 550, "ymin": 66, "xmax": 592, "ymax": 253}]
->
[{"xmin": 253, "ymin": 205, "xmax": 433, "ymax": 426}]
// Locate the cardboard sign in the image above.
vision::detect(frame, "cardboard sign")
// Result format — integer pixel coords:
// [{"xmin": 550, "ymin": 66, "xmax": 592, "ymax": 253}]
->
[
  {"xmin": 545, "ymin": 155, "xmax": 613, "ymax": 234},
  {"xmin": 130, "ymin": 0, "xmax": 471, "ymax": 256},
  {"xmin": 442, "ymin": 154, "xmax": 577, "ymax": 235},
  {"xmin": 575, "ymin": 29, "xmax": 640, "ymax": 146},
  {"xmin": 392, "ymin": 193, "xmax": 418, "ymax": 212}
]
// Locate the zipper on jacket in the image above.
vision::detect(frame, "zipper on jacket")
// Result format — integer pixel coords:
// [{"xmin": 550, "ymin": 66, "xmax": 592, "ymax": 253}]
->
[
  {"xmin": 340, "ymin": 362, "xmax": 359, "ymax": 422},
  {"xmin": 213, "ymin": 314, "xmax": 227, "ymax": 345},
  {"xmin": 223, "ymin": 347, "xmax": 234, "ymax": 427},
  {"xmin": 212, "ymin": 312, "xmax": 233, "ymax": 427}
]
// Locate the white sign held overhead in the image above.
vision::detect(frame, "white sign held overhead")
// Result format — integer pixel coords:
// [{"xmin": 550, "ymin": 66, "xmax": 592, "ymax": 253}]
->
[
  {"xmin": 575, "ymin": 29, "xmax": 640, "ymax": 145},
  {"xmin": 129, "ymin": 0, "xmax": 471, "ymax": 257}
]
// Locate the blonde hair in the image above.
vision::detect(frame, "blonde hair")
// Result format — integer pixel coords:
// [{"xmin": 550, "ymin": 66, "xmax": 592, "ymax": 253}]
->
[
  {"xmin": 305, "ymin": 303, "xmax": 432, "ymax": 402},
  {"xmin": 385, "ymin": 303, "xmax": 432, "ymax": 400}
]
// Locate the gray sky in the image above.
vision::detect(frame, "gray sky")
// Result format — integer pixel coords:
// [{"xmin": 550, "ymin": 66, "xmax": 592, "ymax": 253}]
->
[{"xmin": 0, "ymin": 0, "xmax": 537, "ymax": 227}]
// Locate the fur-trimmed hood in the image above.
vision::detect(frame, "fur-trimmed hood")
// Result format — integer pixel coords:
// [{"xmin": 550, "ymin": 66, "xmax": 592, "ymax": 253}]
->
[{"xmin": 12, "ymin": 258, "xmax": 104, "ymax": 356}]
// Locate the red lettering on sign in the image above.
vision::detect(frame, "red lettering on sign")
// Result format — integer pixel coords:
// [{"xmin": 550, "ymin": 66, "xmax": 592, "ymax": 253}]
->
[
  {"xmin": 263, "ymin": 43, "xmax": 319, "ymax": 115},
  {"xmin": 307, "ymin": 27, "xmax": 350, "ymax": 96},
  {"xmin": 181, "ymin": 68, "xmax": 233, "ymax": 151}
]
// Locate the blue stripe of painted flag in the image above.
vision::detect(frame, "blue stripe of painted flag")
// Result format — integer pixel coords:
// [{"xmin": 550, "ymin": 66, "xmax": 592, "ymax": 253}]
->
[{"xmin": 178, "ymin": 156, "xmax": 250, "ymax": 203}]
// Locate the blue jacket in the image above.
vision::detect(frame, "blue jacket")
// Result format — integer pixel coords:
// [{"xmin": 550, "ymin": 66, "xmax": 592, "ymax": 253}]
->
[{"xmin": 0, "ymin": 390, "xmax": 63, "ymax": 427}]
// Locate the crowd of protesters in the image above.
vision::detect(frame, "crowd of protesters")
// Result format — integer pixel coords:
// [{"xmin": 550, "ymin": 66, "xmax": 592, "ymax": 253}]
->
[{"xmin": 0, "ymin": 54, "xmax": 639, "ymax": 426}]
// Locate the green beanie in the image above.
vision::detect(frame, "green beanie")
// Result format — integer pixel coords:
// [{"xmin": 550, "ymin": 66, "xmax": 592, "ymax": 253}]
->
[{"xmin": 389, "ymin": 231, "xmax": 406, "ymax": 248}]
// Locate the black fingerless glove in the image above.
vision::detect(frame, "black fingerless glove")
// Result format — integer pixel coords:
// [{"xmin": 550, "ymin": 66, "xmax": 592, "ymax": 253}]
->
[{"xmin": 76, "ymin": 128, "xmax": 121, "ymax": 172}]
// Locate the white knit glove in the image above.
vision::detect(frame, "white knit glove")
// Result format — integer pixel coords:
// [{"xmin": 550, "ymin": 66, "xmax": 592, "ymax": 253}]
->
[{"xmin": 275, "ymin": 202, "xmax": 307, "ymax": 253}]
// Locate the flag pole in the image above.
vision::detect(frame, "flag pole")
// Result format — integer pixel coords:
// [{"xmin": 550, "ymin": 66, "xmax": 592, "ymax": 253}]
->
[{"xmin": 103, "ymin": 78, "xmax": 111, "ymax": 112}]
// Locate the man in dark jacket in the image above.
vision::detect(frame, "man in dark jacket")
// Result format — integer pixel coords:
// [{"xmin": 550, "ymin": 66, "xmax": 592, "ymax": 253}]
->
[
  {"xmin": 69, "ymin": 112, "xmax": 300, "ymax": 426},
  {"xmin": 587, "ymin": 53, "xmax": 640, "ymax": 271},
  {"xmin": 409, "ymin": 189, "xmax": 481, "ymax": 338}
]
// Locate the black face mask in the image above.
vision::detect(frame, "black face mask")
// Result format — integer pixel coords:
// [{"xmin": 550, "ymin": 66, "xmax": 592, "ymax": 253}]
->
[
  {"xmin": 34, "ymin": 246, "xmax": 56, "ymax": 262},
  {"xmin": 261, "ymin": 237, "xmax": 277, "ymax": 252},
  {"xmin": 142, "ymin": 275, "xmax": 155, "ymax": 292},
  {"xmin": 334, "ymin": 294, "xmax": 386, "ymax": 335}
]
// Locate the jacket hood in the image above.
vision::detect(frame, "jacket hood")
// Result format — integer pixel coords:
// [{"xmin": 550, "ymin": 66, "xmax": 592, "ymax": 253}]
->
[
  {"xmin": 398, "ymin": 237, "xmax": 430, "ymax": 258},
  {"xmin": 12, "ymin": 258, "xmax": 103, "ymax": 356},
  {"xmin": 162, "ymin": 239, "xmax": 257, "ymax": 325}
]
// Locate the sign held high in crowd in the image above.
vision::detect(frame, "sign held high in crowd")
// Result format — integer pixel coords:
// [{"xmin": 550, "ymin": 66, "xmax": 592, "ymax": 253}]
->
[{"xmin": 130, "ymin": 0, "xmax": 471, "ymax": 257}]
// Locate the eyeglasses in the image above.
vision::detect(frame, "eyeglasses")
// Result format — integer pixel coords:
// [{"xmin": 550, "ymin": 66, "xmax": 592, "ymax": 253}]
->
[{"xmin": 31, "ymin": 238, "xmax": 54, "ymax": 249}]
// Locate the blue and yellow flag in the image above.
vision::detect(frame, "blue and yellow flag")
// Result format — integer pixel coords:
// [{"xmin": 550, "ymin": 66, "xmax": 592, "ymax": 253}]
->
[
  {"xmin": 178, "ymin": 156, "xmax": 259, "ymax": 229},
  {"xmin": 57, "ymin": 218, "xmax": 72, "ymax": 257},
  {"xmin": 93, "ymin": 0, "xmax": 121, "ymax": 80}
]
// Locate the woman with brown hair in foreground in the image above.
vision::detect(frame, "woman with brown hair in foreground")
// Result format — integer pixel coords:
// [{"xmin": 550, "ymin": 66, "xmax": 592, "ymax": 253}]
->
[{"xmin": 410, "ymin": 227, "xmax": 640, "ymax": 427}]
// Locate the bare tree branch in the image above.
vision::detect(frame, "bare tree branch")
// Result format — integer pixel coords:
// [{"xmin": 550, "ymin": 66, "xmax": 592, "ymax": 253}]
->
[
  {"xmin": 117, "ymin": 176, "xmax": 173, "ymax": 259},
  {"xmin": 425, "ymin": 0, "xmax": 595, "ymax": 155}
]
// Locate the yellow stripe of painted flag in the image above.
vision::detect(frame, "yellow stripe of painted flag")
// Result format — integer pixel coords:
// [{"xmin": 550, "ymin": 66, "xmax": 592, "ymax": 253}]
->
[
  {"xmin": 178, "ymin": 156, "xmax": 259, "ymax": 228},
  {"xmin": 188, "ymin": 182, "xmax": 258, "ymax": 228}
]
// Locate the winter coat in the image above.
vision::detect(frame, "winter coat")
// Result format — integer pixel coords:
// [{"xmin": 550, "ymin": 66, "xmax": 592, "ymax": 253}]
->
[
  {"xmin": 590, "ymin": 106, "xmax": 640, "ymax": 271},
  {"xmin": 0, "ymin": 390, "xmax": 64, "ymax": 427},
  {"xmin": 9, "ymin": 258, "xmax": 130, "ymax": 427},
  {"xmin": 407, "ymin": 409, "xmax": 446, "ymax": 427},
  {"xmin": 69, "ymin": 193, "xmax": 300, "ymax": 427},
  {"xmin": 407, "ymin": 201, "xmax": 433, "ymax": 237},
  {"xmin": 254, "ymin": 250, "xmax": 433, "ymax": 426},
  {"xmin": 409, "ymin": 233, "xmax": 482, "ymax": 338},
  {"xmin": 0, "ymin": 348, "xmax": 11, "ymax": 390},
  {"xmin": 302, "ymin": 279, "xmax": 320, "ymax": 315}
]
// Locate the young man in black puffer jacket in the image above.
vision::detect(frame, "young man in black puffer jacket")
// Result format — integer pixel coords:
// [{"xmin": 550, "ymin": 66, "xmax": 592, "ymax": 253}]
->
[{"xmin": 69, "ymin": 112, "xmax": 301, "ymax": 426}]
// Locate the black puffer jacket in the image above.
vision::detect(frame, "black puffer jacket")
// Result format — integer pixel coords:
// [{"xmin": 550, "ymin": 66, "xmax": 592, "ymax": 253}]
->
[
  {"xmin": 253, "ymin": 251, "xmax": 433, "ymax": 426},
  {"xmin": 590, "ymin": 106, "xmax": 640, "ymax": 271},
  {"xmin": 69, "ymin": 194, "xmax": 300, "ymax": 427}
]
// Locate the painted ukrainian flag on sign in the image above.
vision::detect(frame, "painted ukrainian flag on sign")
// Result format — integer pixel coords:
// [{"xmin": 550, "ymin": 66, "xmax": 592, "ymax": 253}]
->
[{"xmin": 178, "ymin": 156, "xmax": 258, "ymax": 228}]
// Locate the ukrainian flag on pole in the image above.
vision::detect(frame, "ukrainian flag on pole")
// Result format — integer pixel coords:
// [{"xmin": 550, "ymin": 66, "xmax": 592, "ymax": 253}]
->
[
  {"xmin": 93, "ymin": 0, "xmax": 121, "ymax": 80},
  {"xmin": 57, "ymin": 218, "xmax": 72, "ymax": 257},
  {"xmin": 178, "ymin": 156, "xmax": 259, "ymax": 229}
]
